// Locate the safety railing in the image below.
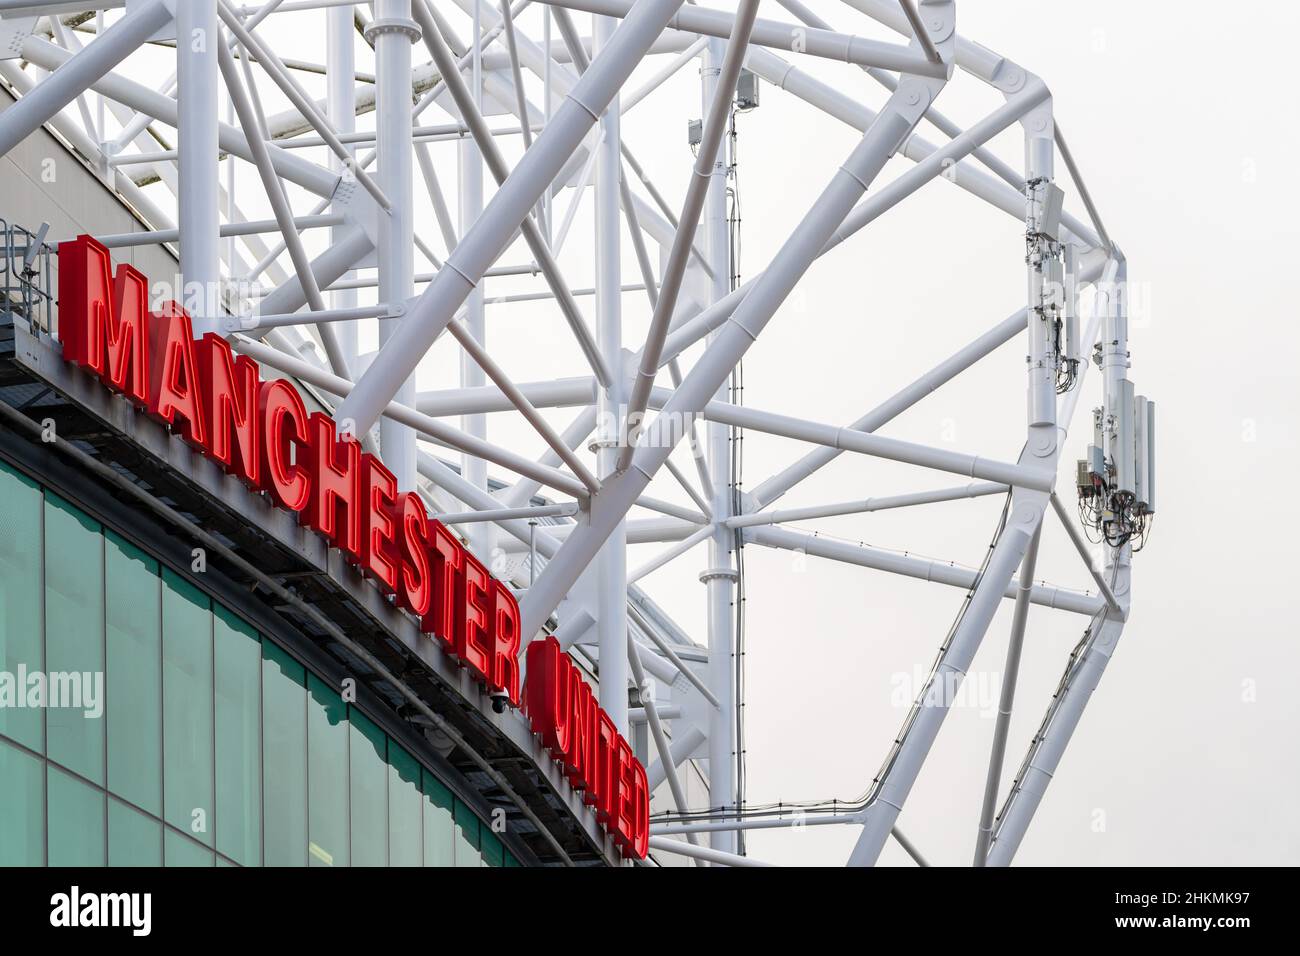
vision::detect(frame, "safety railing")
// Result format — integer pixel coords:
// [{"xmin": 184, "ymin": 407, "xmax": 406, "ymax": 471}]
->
[{"xmin": 0, "ymin": 219, "xmax": 54, "ymax": 335}]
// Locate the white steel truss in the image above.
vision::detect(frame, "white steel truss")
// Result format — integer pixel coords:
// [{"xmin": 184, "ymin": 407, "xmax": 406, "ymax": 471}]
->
[{"xmin": 0, "ymin": 0, "xmax": 1148, "ymax": 866}]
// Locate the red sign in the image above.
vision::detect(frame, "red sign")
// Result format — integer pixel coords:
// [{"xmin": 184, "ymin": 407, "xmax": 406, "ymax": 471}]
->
[
  {"xmin": 526, "ymin": 636, "xmax": 650, "ymax": 859},
  {"xmin": 56, "ymin": 235, "xmax": 649, "ymax": 859},
  {"xmin": 57, "ymin": 234, "xmax": 520, "ymax": 704}
]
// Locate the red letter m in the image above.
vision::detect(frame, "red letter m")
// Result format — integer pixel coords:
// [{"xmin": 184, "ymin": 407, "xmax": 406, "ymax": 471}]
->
[{"xmin": 58, "ymin": 235, "xmax": 149, "ymax": 404}]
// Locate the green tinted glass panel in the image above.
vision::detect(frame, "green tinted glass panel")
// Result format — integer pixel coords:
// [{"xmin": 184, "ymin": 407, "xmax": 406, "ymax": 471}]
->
[
  {"xmin": 0, "ymin": 463, "xmax": 43, "ymax": 751},
  {"xmin": 105, "ymin": 533, "xmax": 161, "ymax": 815},
  {"xmin": 454, "ymin": 799, "xmax": 480, "ymax": 867},
  {"xmin": 388, "ymin": 741, "xmax": 422, "ymax": 867},
  {"xmin": 44, "ymin": 495, "xmax": 104, "ymax": 784},
  {"xmin": 504, "ymin": 851, "xmax": 521, "ymax": 867},
  {"xmin": 165, "ymin": 828, "xmax": 215, "ymax": 866},
  {"xmin": 0, "ymin": 468, "xmax": 510, "ymax": 870},
  {"xmin": 47, "ymin": 765, "xmax": 105, "ymax": 866},
  {"xmin": 262, "ymin": 641, "xmax": 306, "ymax": 866},
  {"xmin": 348, "ymin": 709, "xmax": 388, "ymax": 866},
  {"xmin": 422, "ymin": 771, "xmax": 454, "ymax": 867},
  {"xmin": 215, "ymin": 607, "xmax": 261, "ymax": 866},
  {"xmin": 306, "ymin": 674, "xmax": 348, "ymax": 868},
  {"xmin": 162, "ymin": 570, "xmax": 213, "ymax": 846},
  {"xmin": 0, "ymin": 738, "xmax": 44, "ymax": 865},
  {"xmin": 108, "ymin": 797, "xmax": 162, "ymax": 866},
  {"xmin": 481, "ymin": 829, "xmax": 504, "ymax": 867}
]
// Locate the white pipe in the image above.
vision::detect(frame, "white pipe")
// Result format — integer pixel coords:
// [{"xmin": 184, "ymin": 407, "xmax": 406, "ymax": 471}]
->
[
  {"xmin": 646, "ymin": 724, "xmax": 704, "ymax": 790},
  {"xmin": 1050, "ymin": 493, "xmax": 1122, "ymax": 613},
  {"xmin": 727, "ymin": 482, "xmax": 1009, "ymax": 529},
  {"xmin": 536, "ymin": 0, "xmax": 948, "ymax": 77},
  {"xmin": 411, "ymin": 0, "xmax": 611, "ymax": 389},
  {"xmin": 628, "ymin": 639, "xmax": 703, "ymax": 862},
  {"xmin": 230, "ymin": 335, "xmax": 591, "ymax": 498},
  {"xmin": 67, "ymin": 214, "xmax": 343, "ymax": 247},
  {"xmin": 647, "ymin": 836, "xmax": 772, "ymax": 867},
  {"xmin": 653, "ymin": 813, "xmax": 860, "ymax": 836},
  {"xmin": 701, "ymin": 32, "xmax": 744, "ymax": 859},
  {"xmin": 0, "ymin": 0, "xmax": 172, "ymax": 157},
  {"xmin": 175, "ymin": 0, "xmax": 220, "ymax": 335},
  {"xmin": 745, "ymin": 524, "xmax": 1105, "ymax": 617},
  {"xmin": 445, "ymin": 319, "xmax": 601, "ymax": 493},
  {"xmin": 326, "ymin": 0, "xmax": 358, "ymax": 370},
  {"xmin": 628, "ymin": 523, "xmax": 715, "ymax": 584},
  {"xmin": 973, "ymin": 523, "xmax": 1041, "ymax": 865},
  {"xmin": 750, "ymin": 309, "xmax": 1029, "ymax": 507},
  {"xmin": 373, "ymin": 0, "xmax": 419, "ymax": 489},
  {"xmin": 18, "ymin": 36, "xmax": 341, "ymax": 197},
  {"xmin": 519, "ymin": 72, "xmax": 944, "ymax": 639},
  {"xmin": 335, "ymin": 0, "xmax": 689, "ymax": 439},
  {"xmin": 592, "ymin": 5, "xmax": 628, "ymax": 735},
  {"xmin": 439, "ymin": 503, "xmax": 580, "ymax": 525}
]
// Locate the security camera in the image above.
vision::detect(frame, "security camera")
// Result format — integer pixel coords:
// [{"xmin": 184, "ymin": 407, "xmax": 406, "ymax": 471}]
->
[{"xmin": 490, "ymin": 689, "xmax": 510, "ymax": 714}]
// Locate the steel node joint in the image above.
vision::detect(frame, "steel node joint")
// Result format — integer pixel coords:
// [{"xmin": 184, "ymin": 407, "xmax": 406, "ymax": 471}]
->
[
  {"xmin": 362, "ymin": 18, "xmax": 422, "ymax": 45},
  {"xmin": 698, "ymin": 567, "xmax": 739, "ymax": 585}
]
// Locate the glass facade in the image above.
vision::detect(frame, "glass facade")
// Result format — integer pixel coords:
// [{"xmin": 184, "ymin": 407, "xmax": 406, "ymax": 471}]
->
[{"xmin": 0, "ymin": 460, "xmax": 520, "ymax": 867}]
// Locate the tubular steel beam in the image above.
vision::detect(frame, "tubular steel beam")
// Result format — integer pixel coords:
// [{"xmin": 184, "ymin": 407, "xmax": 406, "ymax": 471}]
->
[
  {"xmin": 0, "ymin": 0, "xmax": 172, "ymax": 157},
  {"xmin": 230, "ymin": 335, "xmax": 591, "ymax": 499},
  {"xmin": 1050, "ymin": 492, "xmax": 1123, "ymax": 614},
  {"xmin": 744, "ymin": 523, "xmax": 1106, "ymax": 617},
  {"xmin": 647, "ymin": 836, "xmax": 773, "ymax": 867},
  {"xmin": 411, "ymin": 0, "xmax": 611, "ymax": 388},
  {"xmin": 535, "ymin": 0, "xmax": 949, "ymax": 77},
  {"xmin": 519, "ymin": 45, "xmax": 957, "ymax": 639},
  {"xmin": 973, "ymin": 523, "xmax": 1041, "ymax": 865},
  {"xmin": 617, "ymin": 0, "xmax": 760, "ymax": 475},
  {"xmin": 337, "ymin": 0, "xmax": 689, "ymax": 438}
]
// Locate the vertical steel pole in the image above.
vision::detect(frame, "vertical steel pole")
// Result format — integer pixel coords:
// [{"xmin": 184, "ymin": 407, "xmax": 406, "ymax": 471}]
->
[
  {"xmin": 460, "ymin": 1, "xmax": 490, "ymax": 558},
  {"xmin": 593, "ymin": 9, "xmax": 628, "ymax": 735},
  {"xmin": 177, "ymin": 0, "xmax": 221, "ymax": 335},
  {"xmin": 542, "ymin": 7, "xmax": 553, "ymax": 240},
  {"xmin": 700, "ymin": 36, "xmax": 738, "ymax": 858},
  {"xmin": 327, "ymin": 1, "xmax": 359, "ymax": 370},
  {"xmin": 973, "ymin": 522, "xmax": 1041, "ymax": 865},
  {"xmin": 371, "ymin": 2, "xmax": 420, "ymax": 490}
]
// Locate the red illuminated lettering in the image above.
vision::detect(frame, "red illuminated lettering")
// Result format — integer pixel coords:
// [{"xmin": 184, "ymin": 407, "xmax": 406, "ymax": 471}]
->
[
  {"xmin": 258, "ymin": 379, "xmax": 310, "ymax": 512},
  {"xmin": 521, "ymin": 636, "xmax": 649, "ymax": 855},
  {"xmin": 359, "ymin": 454, "xmax": 399, "ymax": 592},
  {"xmin": 146, "ymin": 305, "xmax": 206, "ymax": 447},
  {"xmin": 57, "ymin": 235, "xmax": 149, "ymax": 405},
  {"xmin": 54, "ymin": 240, "xmax": 653, "ymax": 853},
  {"xmin": 491, "ymin": 581, "xmax": 521, "ymax": 707},
  {"xmin": 196, "ymin": 333, "xmax": 260, "ymax": 486},
  {"xmin": 525, "ymin": 636, "xmax": 572, "ymax": 757},
  {"xmin": 456, "ymin": 552, "xmax": 493, "ymax": 682},
  {"xmin": 303, "ymin": 412, "xmax": 361, "ymax": 560},
  {"xmin": 428, "ymin": 520, "xmax": 461, "ymax": 654},
  {"xmin": 395, "ymin": 492, "xmax": 432, "ymax": 618},
  {"xmin": 594, "ymin": 713, "xmax": 618, "ymax": 823}
]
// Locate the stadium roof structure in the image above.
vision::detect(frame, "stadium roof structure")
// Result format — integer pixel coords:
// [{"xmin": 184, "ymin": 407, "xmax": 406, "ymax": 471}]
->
[{"xmin": 0, "ymin": 0, "xmax": 1145, "ymax": 866}]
